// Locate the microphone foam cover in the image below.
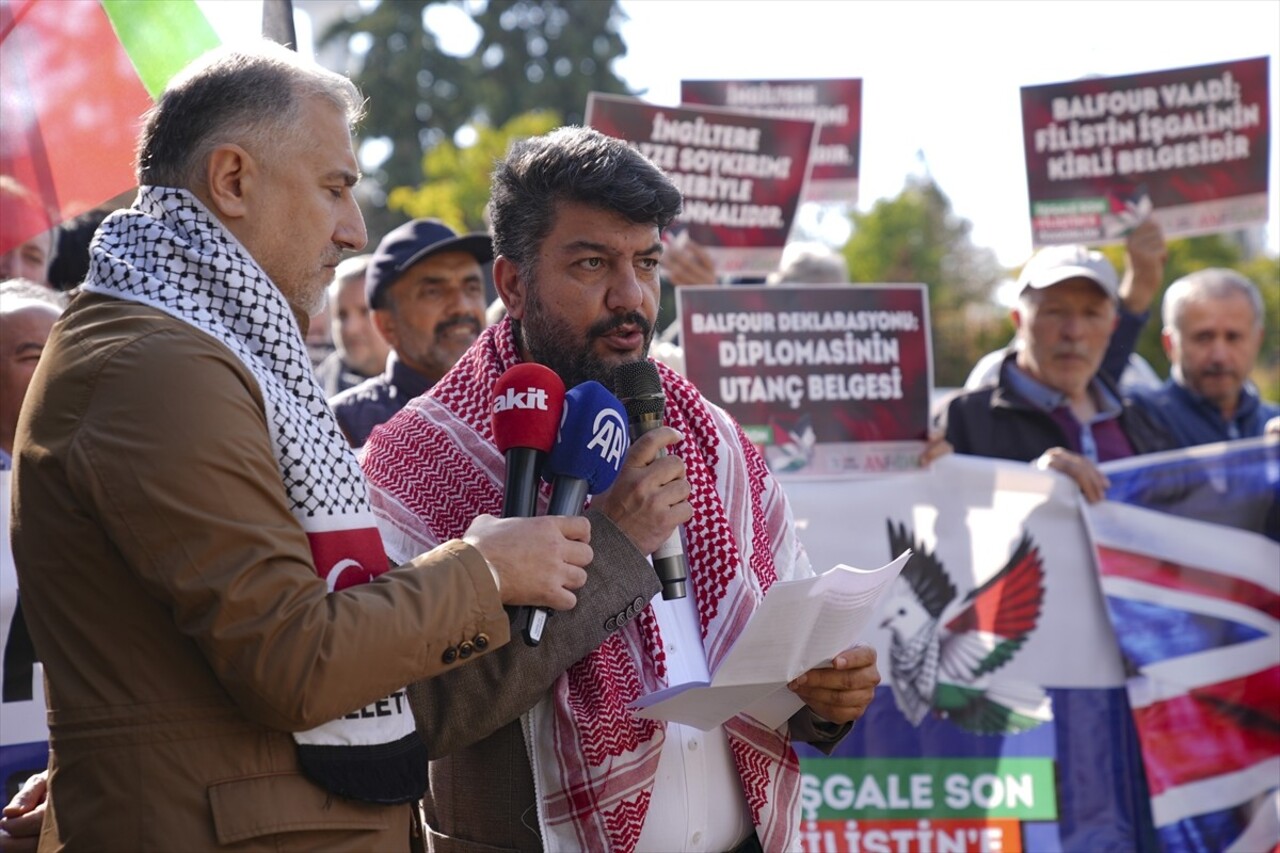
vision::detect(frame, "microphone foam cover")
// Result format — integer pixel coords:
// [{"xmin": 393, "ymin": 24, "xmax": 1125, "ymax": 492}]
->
[
  {"xmin": 613, "ymin": 359, "xmax": 664, "ymax": 404},
  {"xmin": 544, "ymin": 381, "xmax": 630, "ymax": 492},
  {"xmin": 492, "ymin": 363, "xmax": 566, "ymax": 454}
]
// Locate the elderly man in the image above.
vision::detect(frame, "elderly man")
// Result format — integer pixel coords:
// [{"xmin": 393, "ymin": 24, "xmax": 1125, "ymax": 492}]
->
[
  {"xmin": 6, "ymin": 42, "xmax": 594, "ymax": 851},
  {"xmin": 1133, "ymin": 268, "xmax": 1278, "ymax": 446},
  {"xmin": 937, "ymin": 243, "xmax": 1174, "ymax": 851},
  {"xmin": 941, "ymin": 243, "xmax": 1175, "ymax": 501},
  {"xmin": 313, "ymin": 255, "xmax": 391, "ymax": 397},
  {"xmin": 361, "ymin": 126, "xmax": 880, "ymax": 852},
  {"xmin": 0, "ymin": 281, "xmax": 64, "ymax": 810},
  {"xmin": 329, "ymin": 218, "xmax": 489, "ymax": 447}
]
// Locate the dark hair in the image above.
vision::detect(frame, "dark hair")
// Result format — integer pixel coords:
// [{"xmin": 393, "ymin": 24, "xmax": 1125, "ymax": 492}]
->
[
  {"xmin": 486, "ymin": 126, "xmax": 683, "ymax": 280},
  {"xmin": 136, "ymin": 40, "xmax": 363, "ymax": 189}
]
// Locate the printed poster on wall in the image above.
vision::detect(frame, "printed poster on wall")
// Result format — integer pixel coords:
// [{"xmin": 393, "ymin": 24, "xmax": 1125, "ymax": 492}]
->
[
  {"xmin": 1021, "ymin": 56, "xmax": 1270, "ymax": 246},
  {"xmin": 676, "ymin": 284, "xmax": 931, "ymax": 476},
  {"xmin": 681, "ymin": 78, "xmax": 862, "ymax": 205},
  {"xmin": 585, "ymin": 92, "xmax": 818, "ymax": 275}
]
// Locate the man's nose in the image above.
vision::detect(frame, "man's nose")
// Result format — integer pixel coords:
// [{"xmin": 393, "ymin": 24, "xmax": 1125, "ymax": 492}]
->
[
  {"xmin": 606, "ymin": 267, "xmax": 644, "ymax": 312},
  {"xmin": 335, "ymin": 196, "xmax": 367, "ymax": 252}
]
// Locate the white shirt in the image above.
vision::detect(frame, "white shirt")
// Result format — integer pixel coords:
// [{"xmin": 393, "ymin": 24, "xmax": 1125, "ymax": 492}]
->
[{"xmin": 635, "ymin": 589, "xmax": 753, "ymax": 853}]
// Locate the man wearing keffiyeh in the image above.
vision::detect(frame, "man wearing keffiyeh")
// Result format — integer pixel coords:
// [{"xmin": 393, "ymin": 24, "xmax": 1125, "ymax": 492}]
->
[
  {"xmin": 362, "ymin": 126, "xmax": 881, "ymax": 853},
  {"xmin": 4, "ymin": 42, "xmax": 596, "ymax": 852}
]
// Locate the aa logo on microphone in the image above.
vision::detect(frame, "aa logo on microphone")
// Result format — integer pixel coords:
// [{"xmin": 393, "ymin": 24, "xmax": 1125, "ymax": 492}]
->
[
  {"xmin": 588, "ymin": 409, "xmax": 628, "ymax": 468},
  {"xmin": 493, "ymin": 386, "xmax": 551, "ymax": 412}
]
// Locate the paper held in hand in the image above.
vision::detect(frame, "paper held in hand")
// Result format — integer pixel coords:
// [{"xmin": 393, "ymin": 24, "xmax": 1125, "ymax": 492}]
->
[{"xmin": 628, "ymin": 552, "xmax": 910, "ymax": 731}]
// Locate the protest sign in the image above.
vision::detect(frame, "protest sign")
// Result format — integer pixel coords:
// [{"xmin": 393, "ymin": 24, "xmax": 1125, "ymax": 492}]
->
[
  {"xmin": 585, "ymin": 92, "xmax": 818, "ymax": 275},
  {"xmin": 1021, "ymin": 57, "xmax": 1270, "ymax": 246},
  {"xmin": 677, "ymin": 284, "xmax": 931, "ymax": 476},
  {"xmin": 681, "ymin": 78, "xmax": 862, "ymax": 204}
]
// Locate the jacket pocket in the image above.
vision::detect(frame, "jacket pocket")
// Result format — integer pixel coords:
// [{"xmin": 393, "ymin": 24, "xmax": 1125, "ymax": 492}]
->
[{"xmin": 208, "ymin": 772, "xmax": 390, "ymax": 845}]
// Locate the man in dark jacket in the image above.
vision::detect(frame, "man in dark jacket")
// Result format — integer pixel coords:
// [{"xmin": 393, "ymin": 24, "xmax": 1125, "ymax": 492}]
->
[
  {"xmin": 939, "ymin": 243, "xmax": 1176, "ymax": 852},
  {"xmin": 941, "ymin": 243, "xmax": 1174, "ymax": 501},
  {"xmin": 329, "ymin": 219, "xmax": 490, "ymax": 447}
]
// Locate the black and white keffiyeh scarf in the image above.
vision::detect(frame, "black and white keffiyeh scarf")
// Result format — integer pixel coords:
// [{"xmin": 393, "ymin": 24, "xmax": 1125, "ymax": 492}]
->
[{"xmin": 82, "ymin": 186, "xmax": 426, "ymax": 804}]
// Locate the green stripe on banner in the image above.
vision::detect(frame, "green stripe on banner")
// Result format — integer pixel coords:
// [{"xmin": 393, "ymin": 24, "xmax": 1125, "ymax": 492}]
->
[{"xmin": 101, "ymin": 0, "xmax": 222, "ymax": 99}]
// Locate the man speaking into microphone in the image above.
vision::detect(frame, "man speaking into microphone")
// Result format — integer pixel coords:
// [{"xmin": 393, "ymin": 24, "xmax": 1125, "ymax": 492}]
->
[{"xmin": 361, "ymin": 126, "xmax": 880, "ymax": 853}]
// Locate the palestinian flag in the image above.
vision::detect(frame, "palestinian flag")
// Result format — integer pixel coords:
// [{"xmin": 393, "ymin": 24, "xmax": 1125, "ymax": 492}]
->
[{"xmin": 0, "ymin": 0, "xmax": 222, "ymax": 253}]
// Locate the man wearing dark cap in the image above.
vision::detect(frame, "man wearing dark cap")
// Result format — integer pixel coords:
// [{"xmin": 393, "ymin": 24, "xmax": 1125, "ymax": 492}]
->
[{"xmin": 329, "ymin": 218, "xmax": 491, "ymax": 447}]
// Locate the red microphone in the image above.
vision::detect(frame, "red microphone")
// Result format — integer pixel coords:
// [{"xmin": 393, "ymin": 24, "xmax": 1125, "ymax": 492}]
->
[{"xmin": 491, "ymin": 363, "xmax": 566, "ymax": 644}]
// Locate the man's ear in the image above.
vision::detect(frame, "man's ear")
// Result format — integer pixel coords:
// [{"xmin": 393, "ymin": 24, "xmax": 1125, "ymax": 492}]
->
[
  {"xmin": 492, "ymin": 256, "xmax": 527, "ymax": 320},
  {"xmin": 203, "ymin": 144, "xmax": 255, "ymax": 220},
  {"xmin": 1161, "ymin": 328, "xmax": 1176, "ymax": 359},
  {"xmin": 1010, "ymin": 306, "xmax": 1025, "ymax": 334},
  {"xmin": 371, "ymin": 307, "xmax": 399, "ymax": 351}
]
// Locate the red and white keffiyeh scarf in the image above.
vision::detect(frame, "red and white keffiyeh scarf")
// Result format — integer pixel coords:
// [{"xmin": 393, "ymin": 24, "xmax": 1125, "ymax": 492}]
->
[
  {"xmin": 364, "ymin": 318, "xmax": 809, "ymax": 851},
  {"xmin": 82, "ymin": 187, "xmax": 427, "ymax": 804}
]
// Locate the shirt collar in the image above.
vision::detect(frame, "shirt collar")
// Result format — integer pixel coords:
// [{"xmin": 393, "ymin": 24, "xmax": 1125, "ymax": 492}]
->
[{"xmin": 1003, "ymin": 359, "xmax": 1122, "ymax": 419}]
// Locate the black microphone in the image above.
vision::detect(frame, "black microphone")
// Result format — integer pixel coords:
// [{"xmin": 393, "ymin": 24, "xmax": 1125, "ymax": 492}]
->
[
  {"xmin": 523, "ymin": 381, "xmax": 631, "ymax": 644},
  {"xmin": 491, "ymin": 363, "xmax": 566, "ymax": 644},
  {"xmin": 613, "ymin": 360, "xmax": 688, "ymax": 600}
]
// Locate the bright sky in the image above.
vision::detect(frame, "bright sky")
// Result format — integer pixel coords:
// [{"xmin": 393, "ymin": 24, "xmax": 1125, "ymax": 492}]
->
[
  {"xmin": 205, "ymin": 0, "xmax": 1279, "ymax": 270},
  {"xmin": 612, "ymin": 0, "xmax": 1280, "ymax": 268}
]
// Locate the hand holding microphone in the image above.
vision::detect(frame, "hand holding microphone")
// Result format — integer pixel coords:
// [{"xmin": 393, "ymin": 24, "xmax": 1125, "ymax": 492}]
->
[
  {"xmin": 488, "ymin": 364, "xmax": 591, "ymax": 642},
  {"xmin": 609, "ymin": 360, "xmax": 692, "ymax": 600},
  {"xmin": 522, "ymin": 381, "xmax": 630, "ymax": 644}
]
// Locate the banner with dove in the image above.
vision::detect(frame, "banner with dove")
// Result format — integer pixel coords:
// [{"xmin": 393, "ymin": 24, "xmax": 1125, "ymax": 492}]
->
[{"xmin": 783, "ymin": 454, "xmax": 1154, "ymax": 852}]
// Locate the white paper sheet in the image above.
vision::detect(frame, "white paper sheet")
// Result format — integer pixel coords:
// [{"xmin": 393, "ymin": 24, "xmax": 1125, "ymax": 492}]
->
[{"xmin": 628, "ymin": 552, "xmax": 909, "ymax": 731}]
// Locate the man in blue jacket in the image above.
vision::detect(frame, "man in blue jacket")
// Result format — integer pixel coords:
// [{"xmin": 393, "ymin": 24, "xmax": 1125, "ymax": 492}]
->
[{"xmin": 1133, "ymin": 268, "xmax": 1278, "ymax": 446}]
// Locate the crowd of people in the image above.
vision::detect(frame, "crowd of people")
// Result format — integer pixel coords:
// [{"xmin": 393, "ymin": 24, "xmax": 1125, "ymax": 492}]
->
[{"xmin": 0, "ymin": 36, "xmax": 1275, "ymax": 853}]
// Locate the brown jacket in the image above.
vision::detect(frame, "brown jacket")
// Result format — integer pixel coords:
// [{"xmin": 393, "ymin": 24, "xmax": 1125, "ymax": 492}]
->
[{"xmin": 12, "ymin": 294, "xmax": 511, "ymax": 851}]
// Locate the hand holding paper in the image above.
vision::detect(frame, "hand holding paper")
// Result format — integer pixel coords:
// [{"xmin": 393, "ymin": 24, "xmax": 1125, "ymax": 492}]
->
[
  {"xmin": 629, "ymin": 552, "xmax": 908, "ymax": 731},
  {"xmin": 787, "ymin": 643, "xmax": 880, "ymax": 725}
]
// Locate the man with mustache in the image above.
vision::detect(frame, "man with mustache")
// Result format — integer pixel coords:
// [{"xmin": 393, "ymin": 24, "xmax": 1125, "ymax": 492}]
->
[
  {"xmin": 330, "ymin": 219, "xmax": 489, "ymax": 447},
  {"xmin": 939, "ymin": 244, "xmax": 1175, "ymax": 502},
  {"xmin": 360, "ymin": 126, "xmax": 881, "ymax": 852},
  {"xmin": 1131, "ymin": 268, "xmax": 1279, "ymax": 446}
]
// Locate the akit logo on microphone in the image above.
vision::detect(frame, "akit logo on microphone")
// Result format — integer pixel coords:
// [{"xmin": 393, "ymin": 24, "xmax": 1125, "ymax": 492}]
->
[
  {"xmin": 588, "ymin": 409, "xmax": 627, "ymax": 468},
  {"xmin": 493, "ymin": 386, "xmax": 551, "ymax": 412}
]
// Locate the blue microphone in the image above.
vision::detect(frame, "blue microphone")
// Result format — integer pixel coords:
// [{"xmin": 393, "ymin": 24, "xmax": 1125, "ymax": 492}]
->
[{"xmin": 523, "ymin": 381, "xmax": 630, "ymax": 645}]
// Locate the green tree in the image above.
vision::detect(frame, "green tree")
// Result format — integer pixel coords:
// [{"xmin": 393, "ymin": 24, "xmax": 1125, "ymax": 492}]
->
[
  {"xmin": 322, "ymin": 0, "xmax": 632, "ymax": 232},
  {"xmin": 388, "ymin": 110, "xmax": 561, "ymax": 230},
  {"xmin": 842, "ymin": 174, "xmax": 1009, "ymax": 387}
]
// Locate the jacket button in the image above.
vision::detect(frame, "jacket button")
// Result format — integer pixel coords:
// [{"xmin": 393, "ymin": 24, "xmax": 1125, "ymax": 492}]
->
[
  {"xmin": 474, "ymin": 633, "xmax": 489, "ymax": 651},
  {"xmin": 604, "ymin": 616, "xmax": 617, "ymax": 631},
  {"xmin": 624, "ymin": 604, "xmax": 636, "ymax": 619},
  {"xmin": 458, "ymin": 641, "xmax": 475, "ymax": 659},
  {"xmin": 632, "ymin": 596, "xmax": 645, "ymax": 610},
  {"xmin": 442, "ymin": 646, "xmax": 458, "ymax": 664}
]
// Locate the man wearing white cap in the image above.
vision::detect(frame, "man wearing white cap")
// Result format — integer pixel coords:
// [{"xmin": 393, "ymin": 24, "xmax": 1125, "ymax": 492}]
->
[
  {"xmin": 937, "ymin": 243, "xmax": 1176, "ymax": 851},
  {"xmin": 939, "ymin": 243, "xmax": 1175, "ymax": 501}
]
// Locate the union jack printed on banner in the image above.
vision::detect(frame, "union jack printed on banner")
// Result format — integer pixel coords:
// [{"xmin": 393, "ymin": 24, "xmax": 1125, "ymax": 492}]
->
[{"xmin": 1090, "ymin": 437, "xmax": 1280, "ymax": 853}]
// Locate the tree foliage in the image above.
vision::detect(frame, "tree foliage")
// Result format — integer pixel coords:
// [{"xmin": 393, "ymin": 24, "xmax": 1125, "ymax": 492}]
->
[
  {"xmin": 322, "ymin": 0, "xmax": 632, "ymax": 212},
  {"xmin": 388, "ymin": 110, "xmax": 561, "ymax": 231},
  {"xmin": 842, "ymin": 174, "xmax": 1009, "ymax": 387}
]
